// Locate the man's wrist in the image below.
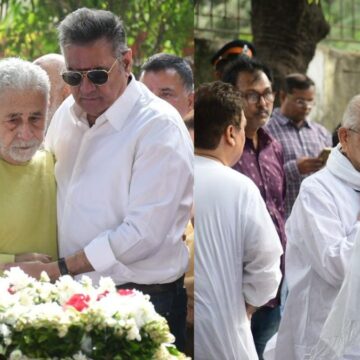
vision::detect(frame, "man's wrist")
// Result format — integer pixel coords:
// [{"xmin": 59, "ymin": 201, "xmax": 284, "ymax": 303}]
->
[
  {"xmin": 46, "ymin": 261, "xmax": 61, "ymax": 281},
  {"xmin": 58, "ymin": 257, "xmax": 70, "ymax": 276}
]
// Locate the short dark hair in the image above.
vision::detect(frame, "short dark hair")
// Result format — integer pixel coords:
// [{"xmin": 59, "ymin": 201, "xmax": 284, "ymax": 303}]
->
[
  {"xmin": 282, "ymin": 73, "xmax": 315, "ymax": 94},
  {"xmin": 58, "ymin": 8, "xmax": 128, "ymax": 57},
  {"xmin": 195, "ymin": 81, "xmax": 244, "ymax": 150},
  {"xmin": 221, "ymin": 56, "xmax": 273, "ymax": 86},
  {"xmin": 141, "ymin": 53, "xmax": 193, "ymax": 92}
]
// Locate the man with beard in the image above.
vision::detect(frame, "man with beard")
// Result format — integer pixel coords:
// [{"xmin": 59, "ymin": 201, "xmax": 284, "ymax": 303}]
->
[
  {"xmin": 0, "ymin": 57, "xmax": 57, "ymax": 265},
  {"xmin": 222, "ymin": 56, "xmax": 286, "ymax": 360}
]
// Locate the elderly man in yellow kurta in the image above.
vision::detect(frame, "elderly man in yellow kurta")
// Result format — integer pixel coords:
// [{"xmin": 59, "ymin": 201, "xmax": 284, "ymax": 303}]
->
[{"xmin": 0, "ymin": 57, "xmax": 57, "ymax": 265}]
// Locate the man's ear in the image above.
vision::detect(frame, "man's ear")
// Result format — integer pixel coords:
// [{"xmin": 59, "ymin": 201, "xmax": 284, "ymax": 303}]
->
[
  {"xmin": 62, "ymin": 84, "xmax": 71, "ymax": 101},
  {"xmin": 122, "ymin": 49, "xmax": 133, "ymax": 74},
  {"xmin": 338, "ymin": 127, "xmax": 349, "ymax": 152},
  {"xmin": 279, "ymin": 90, "xmax": 287, "ymax": 105},
  {"xmin": 225, "ymin": 125, "xmax": 236, "ymax": 146}
]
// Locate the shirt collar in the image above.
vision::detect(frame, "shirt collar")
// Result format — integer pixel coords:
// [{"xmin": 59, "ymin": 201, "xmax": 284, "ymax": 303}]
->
[
  {"xmin": 272, "ymin": 107, "xmax": 312, "ymax": 129},
  {"xmin": 69, "ymin": 74, "xmax": 141, "ymax": 131},
  {"xmin": 245, "ymin": 127, "xmax": 274, "ymax": 151}
]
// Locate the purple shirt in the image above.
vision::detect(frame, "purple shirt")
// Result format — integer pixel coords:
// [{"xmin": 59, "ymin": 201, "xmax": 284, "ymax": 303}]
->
[
  {"xmin": 233, "ymin": 127, "xmax": 286, "ymax": 307},
  {"xmin": 264, "ymin": 108, "xmax": 332, "ymax": 218}
]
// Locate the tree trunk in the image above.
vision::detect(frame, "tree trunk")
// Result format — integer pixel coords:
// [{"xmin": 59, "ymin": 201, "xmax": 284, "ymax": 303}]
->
[{"xmin": 251, "ymin": 0, "xmax": 330, "ymax": 94}]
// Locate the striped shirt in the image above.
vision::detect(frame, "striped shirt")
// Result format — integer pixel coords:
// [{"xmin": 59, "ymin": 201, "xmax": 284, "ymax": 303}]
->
[{"xmin": 264, "ymin": 108, "xmax": 332, "ymax": 218}]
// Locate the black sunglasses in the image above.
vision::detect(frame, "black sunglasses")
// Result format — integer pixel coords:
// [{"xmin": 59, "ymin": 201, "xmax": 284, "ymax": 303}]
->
[{"xmin": 62, "ymin": 58, "xmax": 119, "ymax": 86}]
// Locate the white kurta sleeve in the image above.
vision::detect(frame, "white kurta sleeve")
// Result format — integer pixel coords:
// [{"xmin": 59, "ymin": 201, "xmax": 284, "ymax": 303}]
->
[
  {"xmin": 287, "ymin": 184, "xmax": 360, "ymax": 288},
  {"xmin": 242, "ymin": 188, "xmax": 283, "ymax": 307}
]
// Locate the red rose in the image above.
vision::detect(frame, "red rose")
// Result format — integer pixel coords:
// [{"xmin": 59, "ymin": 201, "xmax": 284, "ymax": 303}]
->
[
  {"xmin": 118, "ymin": 289, "xmax": 134, "ymax": 296},
  {"xmin": 66, "ymin": 293, "xmax": 90, "ymax": 311},
  {"xmin": 96, "ymin": 290, "xmax": 109, "ymax": 301},
  {"xmin": 7, "ymin": 286, "xmax": 15, "ymax": 295}
]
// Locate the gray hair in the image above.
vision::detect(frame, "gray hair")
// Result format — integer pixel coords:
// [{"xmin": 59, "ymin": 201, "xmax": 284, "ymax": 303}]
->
[
  {"xmin": 0, "ymin": 57, "xmax": 50, "ymax": 97},
  {"xmin": 342, "ymin": 94, "xmax": 360, "ymax": 129},
  {"xmin": 58, "ymin": 8, "xmax": 128, "ymax": 58}
]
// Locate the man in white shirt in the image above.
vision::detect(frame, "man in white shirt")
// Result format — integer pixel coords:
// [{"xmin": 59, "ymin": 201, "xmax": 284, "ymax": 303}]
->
[
  {"xmin": 274, "ymin": 94, "xmax": 360, "ymax": 360},
  {"xmin": 194, "ymin": 81, "xmax": 282, "ymax": 360},
  {"xmin": 8, "ymin": 8, "xmax": 193, "ymax": 351}
]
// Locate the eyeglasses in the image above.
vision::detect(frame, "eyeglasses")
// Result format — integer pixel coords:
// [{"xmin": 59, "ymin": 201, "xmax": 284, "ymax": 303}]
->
[
  {"xmin": 62, "ymin": 58, "xmax": 119, "ymax": 86},
  {"xmin": 293, "ymin": 98, "xmax": 315, "ymax": 108},
  {"xmin": 241, "ymin": 90, "xmax": 274, "ymax": 104}
]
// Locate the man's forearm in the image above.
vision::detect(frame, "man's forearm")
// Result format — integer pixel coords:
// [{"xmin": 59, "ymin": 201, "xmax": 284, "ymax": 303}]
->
[{"xmin": 64, "ymin": 250, "xmax": 94, "ymax": 276}]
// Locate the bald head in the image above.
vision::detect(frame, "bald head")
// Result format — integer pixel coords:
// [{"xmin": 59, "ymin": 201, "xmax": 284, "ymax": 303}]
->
[{"xmin": 33, "ymin": 54, "xmax": 71, "ymax": 125}]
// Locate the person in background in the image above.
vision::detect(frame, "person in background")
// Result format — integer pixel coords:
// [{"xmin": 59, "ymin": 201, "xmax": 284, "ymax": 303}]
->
[
  {"xmin": 274, "ymin": 94, "xmax": 360, "ymax": 360},
  {"xmin": 4, "ymin": 8, "xmax": 193, "ymax": 351},
  {"xmin": 265, "ymin": 73, "xmax": 332, "ymax": 218},
  {"xmin": 33, "ymin": 53, "xmax": 71, "ymax": 125},
  {"xmin": 222, "ymin": 55, "xmax": 286, "ymax": 360},
  {"xmin": 140, "ymin": 53, "xmax": 193, "ymax": 118},
  {"xmin": 211, "ymin": 39, "xmax": 255, "ymax": 79},
  {"xmin": 0, "ymin": 57, "xmax": 57, "ymax": 265},
  {"xmin": 140, "ymin": 53, "xmax": 195, "ymax": 356},
  {"xmin": 195, "ymin": 81, "xmax": 282, "ymax": 360}
]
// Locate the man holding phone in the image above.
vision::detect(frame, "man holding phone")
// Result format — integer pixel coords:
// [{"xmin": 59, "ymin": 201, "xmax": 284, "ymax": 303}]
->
[{"xmin": 265, "ymin": 73, "xmax": 332, "ymax": 218}]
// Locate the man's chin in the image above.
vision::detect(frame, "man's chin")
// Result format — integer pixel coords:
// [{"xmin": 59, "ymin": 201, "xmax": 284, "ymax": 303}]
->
[{"xmin": 8, "ymin": 147, "xmax": 38, "ymax": 164}]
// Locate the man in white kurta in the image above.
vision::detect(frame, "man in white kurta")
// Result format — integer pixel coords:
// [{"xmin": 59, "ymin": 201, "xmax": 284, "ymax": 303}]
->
[
  {"xmin": 194, "ymin": 81, "xmax": 282, "ymax": 360},
  {"xmin": 195, "ymin": 157, "xmax": 283, "ymax": 360},
  {"xmin": 274, "ymin": 95, "xmax": 360, "ymax": 360}
]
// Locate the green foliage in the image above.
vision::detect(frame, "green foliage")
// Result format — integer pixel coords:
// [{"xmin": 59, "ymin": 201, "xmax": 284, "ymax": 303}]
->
[
  {"xmin": 7, "ymin": 326, "xmax": 84, "ymax": 358},
  {"xmin": 89, "ymin": 328, "xmax": 158, "ymax": 360},
  {"xmin": 308, "ymin": 0, "xmax": 320, "ymax": 4},
  {"xmin": 0, "ymin": 0, "xmax": 193, "ymax": 73}
]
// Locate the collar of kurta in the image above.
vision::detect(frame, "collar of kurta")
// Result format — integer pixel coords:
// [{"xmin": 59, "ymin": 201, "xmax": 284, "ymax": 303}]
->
[
  {"xmin": 272, "ymin": 107, "xmax": 312, "ymax": 130},
  {"xmin": 327, "ymin": 144, "xmax": 360, "ymax": 191}
]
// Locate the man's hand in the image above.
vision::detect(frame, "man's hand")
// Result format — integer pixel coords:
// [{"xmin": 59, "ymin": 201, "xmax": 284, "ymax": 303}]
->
[
  {"xmin": 15, "ymin": 253, "xmax": 52, "ymax": 263},
  {"xmin": 297, "ymin": 157, "xmax": 325, "ymax": 175},
  {"xmin": 245, "ymin": 303, "xmax": 258, "ymax": 320},
  {"xmin": 2, "ymin": 261, "xmax": 60, "ymax": 281}
]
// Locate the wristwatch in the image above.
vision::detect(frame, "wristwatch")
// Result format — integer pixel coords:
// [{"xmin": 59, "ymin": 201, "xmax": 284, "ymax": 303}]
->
[{"xmin": 58, "ymin": 257, "xmax": 70, "ymax": 276}]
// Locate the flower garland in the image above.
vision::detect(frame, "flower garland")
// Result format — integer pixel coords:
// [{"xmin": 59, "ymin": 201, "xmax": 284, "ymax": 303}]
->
[{"xmin": 0, "ymin": 267, "xmax": 189, "ymax": 360}]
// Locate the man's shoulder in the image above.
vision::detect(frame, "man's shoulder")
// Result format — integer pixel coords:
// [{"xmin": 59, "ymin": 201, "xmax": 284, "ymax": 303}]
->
[
  {"xmin": 309, "ymin": 120, "xmax": 331, "ymax": 134},
  {"xmin": 31, "ymin": 149, "xmax": 55, "ymax": 167}
]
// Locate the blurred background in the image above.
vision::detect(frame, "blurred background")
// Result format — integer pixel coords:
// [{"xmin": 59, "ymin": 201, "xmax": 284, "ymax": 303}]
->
[
  {"xmin": 195, "ymin": 0, "xmax": 360, "ymax": 133},
  {"xmin": 0, "ymin": 0, "xmax": 194, "ymax": 75}
]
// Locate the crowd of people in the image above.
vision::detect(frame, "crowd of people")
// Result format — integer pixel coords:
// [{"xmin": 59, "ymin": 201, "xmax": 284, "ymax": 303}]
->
[{"xmin": 0, "ymin": 6, "xmax": 359, "ymax": 360}]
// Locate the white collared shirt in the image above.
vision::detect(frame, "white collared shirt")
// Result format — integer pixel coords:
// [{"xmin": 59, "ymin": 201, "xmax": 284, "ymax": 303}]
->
[{"xmin": 45, "ymin": 77, "xmax": 193, "ymax": 285}]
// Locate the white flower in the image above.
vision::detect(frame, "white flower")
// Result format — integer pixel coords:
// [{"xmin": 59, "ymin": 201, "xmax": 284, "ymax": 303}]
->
[
  {"xmin": 0, "ymin": 324, "xmax": 11, "ymax": 337},
  {"xmin": 72, "ymin": 352, "xmax": 89, "ymax": 360},
  {"xmin": 4, "ymin": 267, "xmax": 35, "ymax": 291},
  {"xmin": 0, "ymin": 268, "xmax": 186, "ymax": 359},
  {"xmin": 9, "ymin": 349, "xmax": 25, "ymax": 360}
]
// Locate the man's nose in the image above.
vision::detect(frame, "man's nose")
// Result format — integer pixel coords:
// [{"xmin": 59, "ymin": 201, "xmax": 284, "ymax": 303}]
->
[
  {"xmin": 17, "ymin": 122, "xmax": 34, "ymax": 141},
  {"xmin": 79, "ymin": 76, "xmax": 97, "ymax": 93}
]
